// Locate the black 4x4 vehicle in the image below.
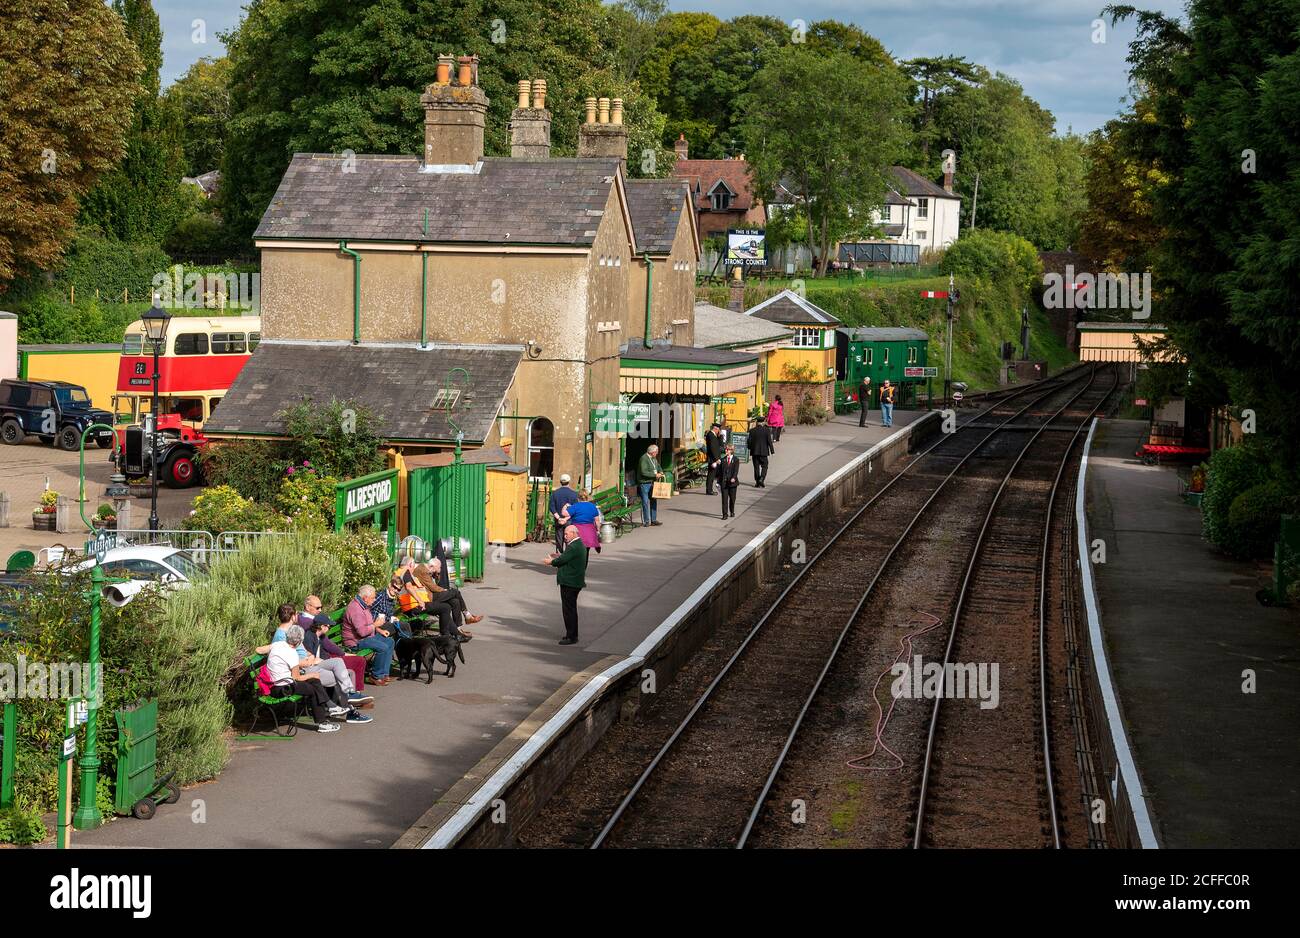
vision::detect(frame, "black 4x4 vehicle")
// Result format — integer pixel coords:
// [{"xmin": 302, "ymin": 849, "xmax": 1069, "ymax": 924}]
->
[{"xmin": 0, "ymin": 379, "xmax": 115, "ymax": 450}]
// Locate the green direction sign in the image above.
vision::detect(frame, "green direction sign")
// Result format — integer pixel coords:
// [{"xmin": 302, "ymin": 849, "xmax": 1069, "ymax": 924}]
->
[
  {"xmin": 710, "ymin": 396, "xmax": 737, "ymax": 405},
  {"xmin": 336, "ymin": 469, "xmax": 399, "ymax": 525},
  {"xmin": 593, "ymin": 402, "xmax": 650, "ymax": 434}
]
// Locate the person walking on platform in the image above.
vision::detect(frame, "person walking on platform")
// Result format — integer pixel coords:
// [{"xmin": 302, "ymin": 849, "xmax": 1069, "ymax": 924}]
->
[
  {"xmin": 719, "ymin": 444, "xmax": 740, "ymax": 519},
  {"xmin": 549, "ymin": 473, "xmax": 578, "ymax": 552},
  {"xmin": 637, "ymin": 445, "xmax": 665, "ymax": 526},
  {"xmin": 880, "ymin": 380, "xmax": 896, "ymax": 428},
  {"xmin": 704, "ymin": 422, "xmax": 725, "ymax": 495},
  {"xmin": 858, "ymin": 376, "xmax": 872, "ymax": 427},
  {"xmin": 548, "ymin": 525, "xmax": 588, "ymax": 645},
  {"xmin": 767, "ymin": 396, "xmax": 785, "ymax": 447},
  {"xmin": 748, "ymin": 415, "xmax": 773, "ymax": 488}
]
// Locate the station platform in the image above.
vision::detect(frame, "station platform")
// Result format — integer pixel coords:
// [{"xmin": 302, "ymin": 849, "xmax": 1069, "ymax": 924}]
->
[
  {"xmin": 1083, "ymin": 419, "xmax": 1300, "ymax": 848},
  {"xmin": 72, "ymin": 409, "xmax": 924, "ymax": 848}
]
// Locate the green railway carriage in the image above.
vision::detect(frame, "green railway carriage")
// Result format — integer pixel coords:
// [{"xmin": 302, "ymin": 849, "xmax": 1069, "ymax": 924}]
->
[{"xmin": 834, "ymin": 326, "xmax": 929, "ymax": 411}]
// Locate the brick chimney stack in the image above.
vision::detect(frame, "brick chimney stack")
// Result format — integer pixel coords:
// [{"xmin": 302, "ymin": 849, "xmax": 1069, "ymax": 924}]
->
[
  {"xmin": 577, "ymin": 92, "xmax": 627, "ymax": 169},
  {"xmin": 674, "ymin": 133, "xmax": 688, "ymax": 161},
  {"xmin": 420, "ymin": 53, "xmax": 488, "ymax": 168},
  {"xmin": 942, "ymin": 148, "xmax": 956, "ymax": 193},
  {"xmin": 728, "ymin": 265, "xmax": 745, "ymax": 312},
  {"xmin": 509, "ymin": 78, "xmax": 551, "ymax": 159}
]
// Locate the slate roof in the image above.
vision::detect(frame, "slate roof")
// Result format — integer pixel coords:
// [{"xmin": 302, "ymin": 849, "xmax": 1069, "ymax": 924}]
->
[
  {"xmin": 622, "ymin": 340, "xmax": 756, "ymax": 366},
  {"xmin": 744, "ymin": 290, "xmax": 841, "ymax": 326},
  {"xmin": 203, "ymin": 341, "xmax": 521, "ymax": 444},
  {"xmin": 838, "ymin": 326, "xmax": 929, "ymax": 342},
  {"xmin": 889, "ymin": 166, "xmax": 960, "ymax": 201},
  {"xmin": 254, "ymin": 154, "xmax": 624, "ymax": 245},
  {"xmin": 693, "ymin": 302, "xmax": 790, "ymax": 349},
  {"xmin": 624, "ymin": 179, "xmax": 692, "ymax": 255}
]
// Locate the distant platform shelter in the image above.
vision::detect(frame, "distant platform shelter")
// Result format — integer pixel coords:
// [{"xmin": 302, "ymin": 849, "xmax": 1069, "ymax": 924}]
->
[{"xmin": 1077, "ymin": 322, "xmax": 1178, "ymax": 363}]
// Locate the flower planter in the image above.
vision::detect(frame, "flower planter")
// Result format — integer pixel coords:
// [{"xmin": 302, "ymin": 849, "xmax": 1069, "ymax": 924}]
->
[{"xmin": 32, "ymin": 511, "xmax": 56, "ymax": 531}]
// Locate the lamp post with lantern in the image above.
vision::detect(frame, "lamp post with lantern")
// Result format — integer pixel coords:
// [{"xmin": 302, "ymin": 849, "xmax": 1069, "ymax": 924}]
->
[{"xmin": 140, "ymin": 303, "xmax": 172, "ymax": 532}]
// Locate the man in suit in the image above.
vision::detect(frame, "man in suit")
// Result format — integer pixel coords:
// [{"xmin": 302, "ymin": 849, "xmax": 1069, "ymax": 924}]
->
[
  {"xmin": 548, "ymin": 525, "xmax": 588, "ymax": 645},
  {"xmin": 748, "ymin": 415, "xmax": 773, "ymax": 487},
  {"xmin": 703, "ymin": 422, "xmax": 725, "ymax": 495},
  {"xmin": 719, "ymin": 444, "xmax": 740, "ymax": 519},
  {"xmin": 858, "ymin": 375, "xmax": 872, "ymax": 427}
]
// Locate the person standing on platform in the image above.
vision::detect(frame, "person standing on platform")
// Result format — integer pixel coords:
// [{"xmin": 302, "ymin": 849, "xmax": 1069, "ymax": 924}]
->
[
  {"xmin": 748, "ymin": 415, "xmax": 773, "ymax": 488},
  {"xmin": 880, "ymin": 380, "xmax": 896, "ymax": 428},
  {"xmin": 637, "ymin": 445, "xmax": 664, "ymax": 526},
  {"xmin": 719, "ymin": 444, "xmax": 740, "ymax": 519},
  {"xmin": 549, "ymin": 473, "xmax": 578, "ymax": 552},
  {"xmin": 858, "ymin": 375, "xmax": 873, "ymax": 427},
  {"xmin": 548, "ymin": 525, "xmax": 588, "ymax": 645},
  {"xmin": 704, "ymin": 422, "xmax": 725, "ymax": 495},
  {"xmin": 767, "ymin": 396, "xmax": 785, "ymax": 447}
]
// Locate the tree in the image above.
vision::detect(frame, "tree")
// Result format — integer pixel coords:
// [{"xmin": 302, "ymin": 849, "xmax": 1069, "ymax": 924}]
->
[
  {"xmin": 1077, "ymin": 107, "xmax": 1168, "ymax": 272},
  {"xmin": 0, "ymin": 0, "xmax": 141, "ymax": 292},
  {"xmin": 1108, "ymin": 1, "xmax": 1300, "ymax": 455},
  {"xmin": 741, "ymin": 47, "xmax": 912, "ymax": 277},
  {"xmin": 901, "ymin": 56, "xmax": 984, "ymax": 162},
  {"xmin": 605, "ymin": 0, "xmax": 667, "ymax": 83},
  {"xmin": 162, "ymin": 57, "xmax": 233, "ymax": 176},
  {"xmin": 79, "ymin": 0, "xmax": 188, "ymax": 244}
]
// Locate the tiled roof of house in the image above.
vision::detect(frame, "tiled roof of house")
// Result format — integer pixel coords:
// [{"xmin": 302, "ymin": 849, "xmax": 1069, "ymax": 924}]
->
[
  {"xmin": 744, "ymin": 290, "xmax": 841, "ymax": 326},
  {"xmin": 673, "ymin": 158, "xmax": 759, "ymax": 212},
  {"xmin": 624, "ymin": 179, "xmax": 693, "ymax": 255},
  {"xmin": 203, "ymin": 340, "xmax": 521, "ymax": 444},
  {"xmin": 889, "ymin": 165, "xmax": 960, "ymax": 201},
  {"xmin": 621, "ymin": 339, "xmax": 756, "ymax": 366},
  {"xmin": 693, "ymin": 302, "xmax": 790, "ymax": 349},
  {"xmin": 254, "ymin": 154, "xmax": 624, "ymax": 245}
]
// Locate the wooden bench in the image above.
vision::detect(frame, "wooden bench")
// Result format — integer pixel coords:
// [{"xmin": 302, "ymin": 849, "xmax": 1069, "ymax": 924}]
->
[
  {"xmin": 243, "ymin": 653, "xmax": 304, "ymax": 737},
  {"xmin": 593, "ymin": 486, "xmax": 637, "ymax": 533}
]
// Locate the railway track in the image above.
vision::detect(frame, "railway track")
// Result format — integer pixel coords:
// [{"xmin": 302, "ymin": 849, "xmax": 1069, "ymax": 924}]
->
[
  {"xmin": 910, "ymin": 366, "xmax": 1118, "ymax": 848},
  {"xmin": 584, "ymin": 366, "xmax": 1111, "ymax": 849}
]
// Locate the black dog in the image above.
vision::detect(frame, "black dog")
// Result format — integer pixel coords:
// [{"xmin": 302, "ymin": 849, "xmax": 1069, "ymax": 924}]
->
[{"xmin": 396, "ymin": 635, "xmax": 465, "ymax": 683}]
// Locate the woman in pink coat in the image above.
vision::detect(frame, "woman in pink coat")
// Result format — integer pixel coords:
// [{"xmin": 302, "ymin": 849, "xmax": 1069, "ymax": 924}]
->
[{"xmin": 767, "ymin": 395, "xmax": 785, "ymax": 445}]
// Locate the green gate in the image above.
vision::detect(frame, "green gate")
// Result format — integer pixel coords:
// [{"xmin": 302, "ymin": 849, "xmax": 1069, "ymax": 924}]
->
[
  {"xmin": 113, "ymin": 699, "xmax": 159, "ymax": 815},
  {"xmin": 0, "ymin": 701, "xmax": 14, "ymax": 809},
  {"xmin": 408, "ymin": 462, "xmax": 487, "ymax": 581}
]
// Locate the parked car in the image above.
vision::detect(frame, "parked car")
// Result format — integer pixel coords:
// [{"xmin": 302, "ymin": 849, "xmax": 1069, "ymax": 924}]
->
[
  {"xmin": 0, "ymin": 379, "xmax": 115, "ymax": 450},
  {"xmin": 62, "ymin": 545, "xmax": 208, "ymax": 606}
]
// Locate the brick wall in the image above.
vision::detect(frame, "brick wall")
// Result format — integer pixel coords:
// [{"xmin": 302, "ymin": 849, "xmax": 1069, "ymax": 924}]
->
[{"xmin": 767, "ymin": 379, "xmax": 834, "ymax": 423}]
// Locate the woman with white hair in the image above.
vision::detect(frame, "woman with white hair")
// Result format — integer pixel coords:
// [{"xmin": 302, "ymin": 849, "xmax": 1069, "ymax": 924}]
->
[{"xmin": 266, "ymin": 624, "xmax": 344, "ymax": 734}]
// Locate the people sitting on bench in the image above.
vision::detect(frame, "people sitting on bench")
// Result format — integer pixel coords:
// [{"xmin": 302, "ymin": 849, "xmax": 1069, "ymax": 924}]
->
[
  {"xmin": 256, "ymin": 604, "xmax": 372, "ymax": 723},
  {"xmin": 342, "ymin": 586, "xmax": 396, "ymax": 686},
  {"xmin": 399, "ymin": 558, "xmax": 481, "ymax": 640},
  {"xmin": 265, "ymin": 625, "xmax": 343, "ymax": 734},
  {"xmin": 371, "ymin": 577, "xmax": 414, "ymax": 643},
  {"xmin": 297, "ymin": 595, "xmax": 368, "ymax": 698}
]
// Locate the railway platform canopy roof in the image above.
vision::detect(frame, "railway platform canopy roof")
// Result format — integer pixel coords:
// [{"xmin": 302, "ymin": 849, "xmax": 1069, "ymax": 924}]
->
[
  {"xmin": 1077, "ymin": 322, "xmax": 1178, "ymax": 363},
  {"xmin": 620, "ymin": 340, "xmax": 758, "ymax": 396}
]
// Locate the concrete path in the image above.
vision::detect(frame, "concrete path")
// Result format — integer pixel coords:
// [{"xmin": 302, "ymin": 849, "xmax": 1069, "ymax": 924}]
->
[
  {"xmin": 72, "ymin": 410, "xmax": 921, "ymax": 848},
  {"xmin": 1085, "ymin": 419, "xmax": 1300, "ymax": 848}
]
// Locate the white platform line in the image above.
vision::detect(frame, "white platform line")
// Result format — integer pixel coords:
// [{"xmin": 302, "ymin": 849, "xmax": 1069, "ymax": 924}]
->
[
  {"xmin": 1074, "ymin": 418, "xmax": 1160, "ymax": 849},
  {"xmin": 422, "ymin": 421, "xmax": 921, "ymax": 848}
]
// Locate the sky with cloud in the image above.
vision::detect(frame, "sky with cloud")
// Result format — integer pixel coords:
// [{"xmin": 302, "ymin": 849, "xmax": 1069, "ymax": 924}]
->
[{"xmin": 156, "ymin": 0, "xmax": 1188, "ymax": 135}]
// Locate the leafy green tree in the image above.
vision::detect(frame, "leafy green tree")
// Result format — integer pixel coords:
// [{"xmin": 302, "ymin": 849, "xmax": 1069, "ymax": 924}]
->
[
  {"xmin": 741, "ymin": 46, "xmax": 912, "ymax": 277},
  {"xmin": 161, "ymin": 57, "xmax": 233, "ymax": 176},
  {"xmin": 0, "ymin": 0, "xmax": 141, "ymax": 292},
  {"xmin": 1107, "ymin": 0, "xmax": 1300, "ymax": 454},
  {"xmin": 901, "ymin": 56, "xmax": 985, "ymax": 163},
  {"xmin": 79, "ymin": 0, "xmax": 188, "ymax": 244},
  {"xmin": 1077, "ymin": 106, "xmax": 1168, "ymax": 272}
]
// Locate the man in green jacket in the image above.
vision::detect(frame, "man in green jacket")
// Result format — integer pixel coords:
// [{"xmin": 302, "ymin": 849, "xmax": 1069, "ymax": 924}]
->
[
  {"xmin": 549, "ymin": 525, "xmax": 589, "ymax": 645},
  {"xmin": 637, "ymin": 444, "xmax": 665, "ymax": 527}
]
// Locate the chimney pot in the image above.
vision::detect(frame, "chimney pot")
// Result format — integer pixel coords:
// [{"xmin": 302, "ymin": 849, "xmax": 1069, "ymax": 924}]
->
[
  {"xmin": 457, "ymin": 55, "xmax": 475, "ymax": 87},
  {"xmin": 422, "ymin": 54, "xmax": 489, "ymax": 166},
  {"xmin": 584, "ymin": 97, "xmax": 597, "ymax": 125},
  {"xmin": 532, "ymin": 78, "xmax": 547, "ymax": 110},
  {"xmin": 598, "ymin": 97, "xmax": 610, "ymax": 124},
  {"xmin": 611, "ymin": 98, "xmax": 623, "ymax": 126},
  {"xmin": 517, "ymin": 79, "xmax": 530, "ymax": 109},
  {"xmin": 436, "ymin": 54, "xmax": 454, "ymax": 85}
]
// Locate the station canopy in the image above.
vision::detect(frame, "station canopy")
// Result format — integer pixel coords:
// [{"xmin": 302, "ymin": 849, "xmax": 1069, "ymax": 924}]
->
[
  {"xmin": 1076, "ymin": 322, "xmax": 1178, "ymax": 363},
  {"xmin": 620, "ymin": 340, "xmax": 758, "ymax": 397}
]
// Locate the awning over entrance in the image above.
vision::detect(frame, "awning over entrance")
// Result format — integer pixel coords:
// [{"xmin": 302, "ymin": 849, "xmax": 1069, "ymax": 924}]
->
[
  {"xmin": 1077, "ymin": 322, "xmax": 1176, "ymax": 363},
  {"xmin": 620, "ymin": 341, "xmax": 758, "ymax": 397}
]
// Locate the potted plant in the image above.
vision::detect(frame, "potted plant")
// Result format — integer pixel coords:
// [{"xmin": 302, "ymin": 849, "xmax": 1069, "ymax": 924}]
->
[
  {"xmin": 32, "ymin": 489, "xmax": 58, "ymax": 531},
  {"xmin": 96, "ymin": 502, "xmax": 118, "ymax": 530}
]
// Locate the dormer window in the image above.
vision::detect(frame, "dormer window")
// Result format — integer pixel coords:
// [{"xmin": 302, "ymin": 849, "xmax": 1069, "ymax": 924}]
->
[{"xmin": 708, "ymin": 180, "xmax": 735, "ymax": 212}]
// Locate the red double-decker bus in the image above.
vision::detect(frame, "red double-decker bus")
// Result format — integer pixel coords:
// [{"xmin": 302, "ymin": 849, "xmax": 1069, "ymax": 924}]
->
[{"xmin": 113, "ymin": 315, "xmax": 261, "ymax": 427}]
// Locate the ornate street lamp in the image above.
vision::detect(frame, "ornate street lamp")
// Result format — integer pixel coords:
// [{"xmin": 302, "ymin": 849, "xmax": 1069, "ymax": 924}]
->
[{"xmin": 141, "ymin": 303, "xmax": 172, "ymax": 532}]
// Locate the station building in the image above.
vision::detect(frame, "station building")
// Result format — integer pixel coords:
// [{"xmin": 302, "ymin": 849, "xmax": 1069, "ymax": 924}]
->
[
  {"xmin": 742, "ymin": 290, "xmax": 841, "ymax": 413},
  {"xmin": 206, "ymin": 58, "xmax": 706, "ymax": 493}
]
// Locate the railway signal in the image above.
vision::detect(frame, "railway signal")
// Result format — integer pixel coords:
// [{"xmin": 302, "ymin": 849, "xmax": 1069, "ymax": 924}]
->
[{"xmin": 921, "ymin": 275, "xmax": 960, "ymax": 407}]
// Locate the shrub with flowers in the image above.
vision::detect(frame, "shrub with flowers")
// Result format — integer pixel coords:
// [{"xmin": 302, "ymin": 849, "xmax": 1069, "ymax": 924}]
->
[
  {"xmin": 275, "ymin": 464, "xmax": 338, "ymax": 529},
  {"xmin": 37, "ymin": 490, "xmax": 59, "ymax": 514},
  {"xmin": 184, "ymin": 485, "xmax": 284, "ymax": 535}
]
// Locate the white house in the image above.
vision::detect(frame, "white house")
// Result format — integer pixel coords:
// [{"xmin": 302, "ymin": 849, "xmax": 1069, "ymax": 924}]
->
[{"xmin": 872, "ymin": 165, "xmax": 962, "ymax": 253}]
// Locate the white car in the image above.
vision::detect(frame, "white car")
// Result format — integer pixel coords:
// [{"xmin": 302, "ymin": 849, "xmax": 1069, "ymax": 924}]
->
[{"xmin": 64, "ymin": 545, "xmax": 208, "ymax": 606}]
